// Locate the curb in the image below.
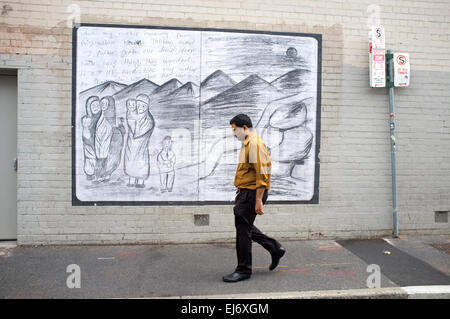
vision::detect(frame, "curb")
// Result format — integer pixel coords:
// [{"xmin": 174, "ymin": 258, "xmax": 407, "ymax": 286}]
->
[
  {"xmin": 153, "ymin": 285, "xmax": 450, "ymax": 299},
  {"xmin": 402, "ymin": 286, "xmax": 450, "ymax": 299}
]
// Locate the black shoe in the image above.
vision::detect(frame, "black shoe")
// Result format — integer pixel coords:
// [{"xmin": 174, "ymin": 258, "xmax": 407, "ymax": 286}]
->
[
  {"xmin": 222, "ymin": 272, "xmax": 251, "ymax": 283},
  {"xmin": 269, "ymin": 246, "xmax": 286, "ymax": 271}
]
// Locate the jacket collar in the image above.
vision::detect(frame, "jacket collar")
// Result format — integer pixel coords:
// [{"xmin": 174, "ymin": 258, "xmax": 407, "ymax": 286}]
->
[{"xmin": 244, "ymin": 130, "xmax": 257, "ymax": 146}]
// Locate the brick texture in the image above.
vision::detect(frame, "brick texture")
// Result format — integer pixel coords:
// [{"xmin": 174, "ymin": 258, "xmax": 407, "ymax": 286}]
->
[{"xmin": 0, "ymin": 0, "xmax": 449, "ymax": 244}]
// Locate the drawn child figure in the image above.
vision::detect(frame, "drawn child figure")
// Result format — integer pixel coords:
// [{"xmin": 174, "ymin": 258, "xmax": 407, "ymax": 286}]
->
[
  {"xmin": 81, "ymin": 96, "xmax": 101, "ymax": 181},
  {"xmin": 157, "ymin": 136, "xmax": 176, "ymax": 192}
]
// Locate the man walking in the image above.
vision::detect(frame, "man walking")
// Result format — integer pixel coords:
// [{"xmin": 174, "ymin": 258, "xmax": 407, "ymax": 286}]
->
[{"xmin": 223, "ymin": 114, "xmax": 286, "ymax": 283}]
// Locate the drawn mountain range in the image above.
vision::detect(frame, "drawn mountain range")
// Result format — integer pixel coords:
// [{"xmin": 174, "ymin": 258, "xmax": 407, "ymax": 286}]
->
[
  {"xmin": 203, "ymin": 74, "xmax": 284, "ymax": 106},
  {"xmin": 113, "ymin": 78, "xmax": 159, "ymax": 100},
  {"xmin": 80, "ymin": 69, "xmax": 311, "ymax": 106},
  {"xmin": 172, "ymin": 82, "xmax": 200, "ymax": 98},
  {"xmin": 152, "ymin": 78, "xmax": 183, "ymax": 96},
  {"xmin": 270, "ymin": 68, "xmax": 311, "ymax": 95},
  {"xmin": 201, "ymin": 74, "xmax": 287, "ymax": 128},
  {"xmin": 80, "ymin": 81, "xmax": 127, "ymax": 100},
  {"xmin": 79, "ymin": 69, "xmax": 311, "ymax": 130},
  {"xmin": 200, "ymin": 70, "xmax": 236, "ymax": 102}
]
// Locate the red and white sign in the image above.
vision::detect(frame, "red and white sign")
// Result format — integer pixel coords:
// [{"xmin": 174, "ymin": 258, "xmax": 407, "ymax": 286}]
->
[
  {"xmin": 370, "ymin": 50, "xmax": 386, "ymax": 87},
  {"xmin": 369, "ymin": 26, "xmax": 385, "ymax": 51},
  {"xmin": 369, "ymin": 26, "xmax": 386, "ymax": 87},
  {"xmin": 394, "ymin": 53, "xmax": 410, "ymax": 87}
]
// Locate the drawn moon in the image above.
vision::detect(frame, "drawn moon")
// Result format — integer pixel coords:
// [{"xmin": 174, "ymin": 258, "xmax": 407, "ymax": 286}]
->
[{"xmin": 286, "ymin": 47, "xmax": 298, "ymax": 58}]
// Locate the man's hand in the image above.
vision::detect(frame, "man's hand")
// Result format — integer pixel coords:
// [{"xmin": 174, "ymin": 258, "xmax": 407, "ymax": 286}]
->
[
  {"xmin": 255, "ymin": 199, "xmax": 264, "ymax": 215},
  {"xmin": 255, "ymin": 187, "xmax": 266, "ymax": 215}
]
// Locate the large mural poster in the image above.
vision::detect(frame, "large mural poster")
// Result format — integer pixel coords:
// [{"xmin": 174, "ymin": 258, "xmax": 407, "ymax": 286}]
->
[{"xmin": 72, "ymin": 24, "xmax": 321, "ymax": 205}]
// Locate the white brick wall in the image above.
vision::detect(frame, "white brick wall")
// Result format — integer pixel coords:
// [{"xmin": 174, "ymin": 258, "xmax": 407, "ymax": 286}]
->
[{"xmin": 0, "ymin": 0, "xmax": 448, "ymax": 244}]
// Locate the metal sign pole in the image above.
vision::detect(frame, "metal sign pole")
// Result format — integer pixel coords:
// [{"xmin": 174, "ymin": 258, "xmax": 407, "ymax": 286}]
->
[{"xmin": 386, "ymin": 49, "xmax": 399, "ymax": 237}]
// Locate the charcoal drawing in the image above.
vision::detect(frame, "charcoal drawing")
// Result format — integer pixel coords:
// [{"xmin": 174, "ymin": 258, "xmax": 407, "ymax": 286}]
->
[{"xmin": 74, "ymin": 25, "xmax": 320, "ymax": 203}]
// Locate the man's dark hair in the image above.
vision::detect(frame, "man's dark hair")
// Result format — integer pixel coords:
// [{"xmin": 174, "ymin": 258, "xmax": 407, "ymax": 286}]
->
[{"xmin": 229, "ymin": 114, "xmax": 253, "ymax": 128}]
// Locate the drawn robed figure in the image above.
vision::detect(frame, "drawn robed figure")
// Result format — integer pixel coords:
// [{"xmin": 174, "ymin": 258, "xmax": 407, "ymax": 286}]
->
[
  {"xmin": 124, "ymin": 94, "xmax": 155, "ymax": 188},
  {"xmin": 81, "ymin": 96, "xmax": 101, "ymax": 180}
]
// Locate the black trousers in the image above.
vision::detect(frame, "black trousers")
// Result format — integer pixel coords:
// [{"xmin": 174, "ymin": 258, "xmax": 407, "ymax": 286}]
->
[{"xmin": 233, "ymin": 188, "xmax": 281, "ymax": 275}]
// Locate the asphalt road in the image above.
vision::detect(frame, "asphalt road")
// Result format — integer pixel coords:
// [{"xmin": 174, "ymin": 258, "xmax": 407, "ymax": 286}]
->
[{"xmin": 0, "ymin": 235, "xmax": 449, "ymax": 298}]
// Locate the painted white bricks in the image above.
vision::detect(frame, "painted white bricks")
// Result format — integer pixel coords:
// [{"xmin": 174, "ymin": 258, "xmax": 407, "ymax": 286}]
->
[{"xmin": 0, "ymin": 0, "xmax": 448, "ymax": 244}]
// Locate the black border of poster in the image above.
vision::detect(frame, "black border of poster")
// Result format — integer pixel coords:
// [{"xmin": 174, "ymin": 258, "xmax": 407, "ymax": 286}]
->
[{"xmin": 71, "ymin": 23, "xmax": 322, "ymax": 206}]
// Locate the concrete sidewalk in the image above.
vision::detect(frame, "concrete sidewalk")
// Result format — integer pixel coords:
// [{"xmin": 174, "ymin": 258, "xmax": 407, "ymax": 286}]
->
[
  {"xmin": 0, "ymin": 235, "xmax": 449, "ymax": 299},
  {"xmin": 166, "ymin": 286, "xmax": 450, "ymax": 299}
]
